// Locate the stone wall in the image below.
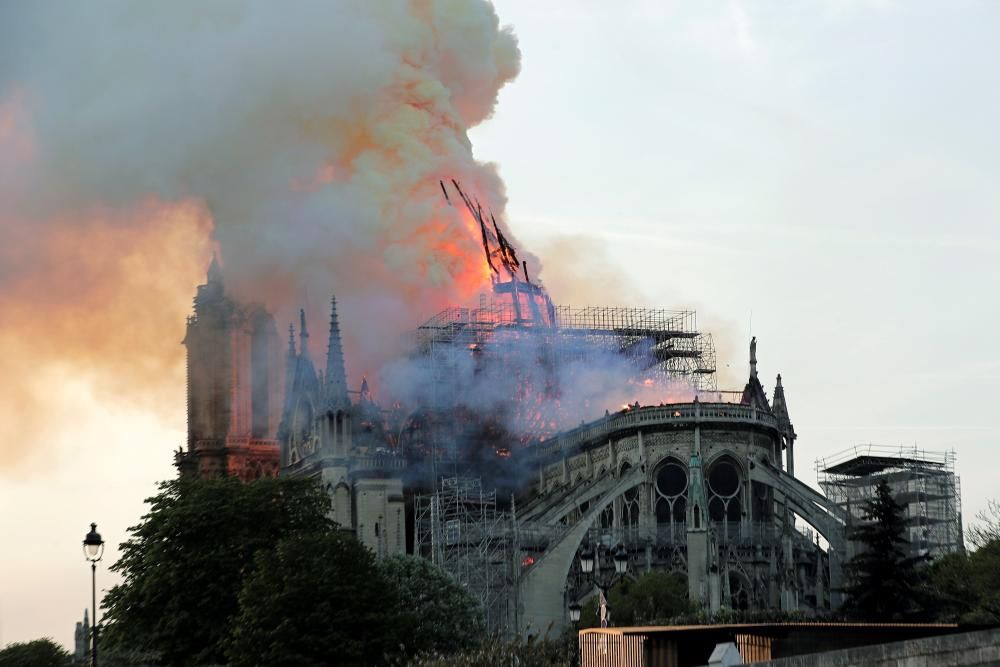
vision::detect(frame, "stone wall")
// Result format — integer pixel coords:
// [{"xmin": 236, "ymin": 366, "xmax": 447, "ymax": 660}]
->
[{"xmin": 748, "ymin": 628, "xmax": 1000, "ymax": 667}]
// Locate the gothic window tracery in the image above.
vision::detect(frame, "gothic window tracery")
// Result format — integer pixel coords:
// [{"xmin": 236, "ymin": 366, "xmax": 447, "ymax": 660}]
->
[
  {"xmin": 707, "ymin": 456, "xmax": 743, "ymax": 541},
  {"xmin": 653, "ymin": 458, "xmax": 687, "ymax": 541},
  {"xmin": 616, "ymin": 463, "xmax": 640, "ymax": 535}
]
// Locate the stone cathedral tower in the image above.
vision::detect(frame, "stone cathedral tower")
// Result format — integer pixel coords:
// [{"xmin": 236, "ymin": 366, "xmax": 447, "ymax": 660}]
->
[{"xmin": 175, "ymin": 257, "xmax": 283, "ymax": 480}]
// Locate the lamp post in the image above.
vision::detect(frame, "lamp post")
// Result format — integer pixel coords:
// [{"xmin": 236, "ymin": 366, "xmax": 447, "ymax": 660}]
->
[
  {"xmin": 571, "ymin": 542, "xmax": 628, "ymax": 627},
  {"xmin": 83, "ymin": 523, "xmax": 104, "ymax": 667}
]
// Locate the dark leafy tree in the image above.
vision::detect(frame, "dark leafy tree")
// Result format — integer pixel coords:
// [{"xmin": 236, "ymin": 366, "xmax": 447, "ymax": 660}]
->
[
  {"xmin": 101, "ymin": 476, "xmax": 334, "ymax": 666},
  {"xmin": 579, "ymin": 570, "xmax": 691, "ymax": 628},
  {"xmin": 928, "ymin": 498, "xmax": 1000, "ymax": 623},
  {"xmin": 0, "ymin": 638, "xmax": 71, "ymax": 666},
  {"xmin": 841, "ymin": 478, "xmax": 929, "ymax": 620},
  {"xmin": 405, "ymin": 632, "xmax": 576, "ymax": 667},
  {"xmin": 378, "ymin": 554, "xmax": 483, "ymax": 656},
  {"xmin": 224, "ymin": 532, "xmax": 402, "ymax": 667}
]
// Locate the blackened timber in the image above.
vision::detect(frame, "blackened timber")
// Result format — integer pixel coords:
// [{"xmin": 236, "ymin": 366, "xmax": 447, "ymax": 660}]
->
[{"xmin": 493, "ymin": 281, "xmax": 547, "ymax": 296}]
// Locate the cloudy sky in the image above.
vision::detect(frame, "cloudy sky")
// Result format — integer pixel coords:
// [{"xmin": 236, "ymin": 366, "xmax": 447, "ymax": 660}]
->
[
  {"xmin": 2, "ymin": 0, "xmax": 999, "ymax": 649},
  {"xmin": 472, "ymin": 0, "xmax": 998, "ymax": 530}
]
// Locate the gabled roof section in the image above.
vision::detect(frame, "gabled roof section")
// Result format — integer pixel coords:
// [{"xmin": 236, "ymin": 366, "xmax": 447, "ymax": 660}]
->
[{"xmin": 741, "ymin": 374, "xmax": 771, "ymax": 410}]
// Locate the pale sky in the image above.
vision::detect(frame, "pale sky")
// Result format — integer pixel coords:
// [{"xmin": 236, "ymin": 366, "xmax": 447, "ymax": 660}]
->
[
  {"xmin": 471, "ymin": 1, "xmax": 998, "ymax": 530},
  {"xmin": 2, "ymin": 1, "xmax": 999, "ymax": 649}
]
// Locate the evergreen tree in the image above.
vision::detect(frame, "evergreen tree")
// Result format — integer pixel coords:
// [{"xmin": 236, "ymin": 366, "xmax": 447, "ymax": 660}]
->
[{"xmin": 841, "ymin": 478, "xmax": 928, "ymax": 620}]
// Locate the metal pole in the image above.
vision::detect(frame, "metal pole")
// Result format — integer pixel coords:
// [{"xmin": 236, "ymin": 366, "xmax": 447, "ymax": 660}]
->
[{"xmin": 91, "ymin": 561, "xmax": 98, "ymax": 667}]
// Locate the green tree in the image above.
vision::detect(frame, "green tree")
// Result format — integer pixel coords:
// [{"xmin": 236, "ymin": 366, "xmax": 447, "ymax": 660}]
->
[
  {"xmin": 224, "ymin": 532, "xmax": 402, "ymax": 667},
  {"xmin": 841, "ymin": 478, "xmax": 929, "ymax": 620},
  {"xmin": 967, "ymin": 498, "xmax": 1000, "ymax": 549},
  {"xmin": 928, "ymin": 499, "xmax": 1000, "ymax": 623},
  {"xmin": 406, "ymin": 633, "xmax": 575, "ymax": 667},
  {"xmin": 101, "ymin": 476, "xmax": 334, "ymax": 666},
  {"xmin": 0, "ymin": 638, "xmax": 71, "ymax": 667},
  {"xmin": 378, "ymin": 555, "xmax": 483, "ymax": 656},
  {"xmin": 579, "ymin": 570, "xmax": 691, "ymax": 627}
]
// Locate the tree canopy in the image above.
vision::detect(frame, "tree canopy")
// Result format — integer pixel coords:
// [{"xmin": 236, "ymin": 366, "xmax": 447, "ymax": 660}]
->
[
  {"xmin": 927, "ymin": 498, "xmax": 1000, "ymax": 623},
  {"xmin": 224, "ymin": 532, "xmax": 403, "ymax": 667},
  {"xmin": 0, "ymin": 638, "xmax": 71, "ymax": 667},
  {"xmin": 967, "ymin": 498, "xmax": 1000, "ymax": 550},
  {"xmin": 841, "ymin": 478, "xmax": 929, "ymax": 620},
  {"xmin": 378, "ymin": 554, "xmax": 483, "ymax": 656},
  {"xmin": 579, "ymin": 570, "xmax": 691, "ymax": 628},
  {"xmin": 101, "ymin": 476, "xmax": 334, "ymax": 666},
  {"xmin": 100, "ymin": 475, "xmax": 495, "ymax": 665}
]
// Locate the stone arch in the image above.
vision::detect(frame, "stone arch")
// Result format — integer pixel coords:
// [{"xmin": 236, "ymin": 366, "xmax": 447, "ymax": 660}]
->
[
  {"xmin": 704, "ymin": 450, "xmax": 748, "ymax": 481},
  {"xmin": 747, "ymin": 458, "xmax": 849, "ymax": 607},
  {"xmin": 518, "ymin": 465, "xmax": 646, "ymax": 635}
]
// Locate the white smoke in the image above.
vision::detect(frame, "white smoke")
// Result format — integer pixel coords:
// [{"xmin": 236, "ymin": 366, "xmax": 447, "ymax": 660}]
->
[{"xmin": 1, "ymin": 0, "xmax": 522, "ymax": 380}]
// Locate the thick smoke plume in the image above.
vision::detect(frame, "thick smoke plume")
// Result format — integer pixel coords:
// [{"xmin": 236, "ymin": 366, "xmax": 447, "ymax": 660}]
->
[{"xmin": 0, "ymin": 1, "xmax": 521, "ymax": 470}]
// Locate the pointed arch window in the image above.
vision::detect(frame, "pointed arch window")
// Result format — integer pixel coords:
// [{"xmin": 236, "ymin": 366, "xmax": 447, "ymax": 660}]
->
[{"xmin": 653, "ymin": 458, "xmax": 688, "ymax": 542}]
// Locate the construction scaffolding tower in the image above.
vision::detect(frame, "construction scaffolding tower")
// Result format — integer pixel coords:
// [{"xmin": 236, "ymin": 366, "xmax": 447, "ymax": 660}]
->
[
  {"xmin": 413, "ymin": 476, "xmax": 518, "ymax": 635},
  {"xmin": 817, "ymin": 445, "xmax": 963, "ymax": 559}
]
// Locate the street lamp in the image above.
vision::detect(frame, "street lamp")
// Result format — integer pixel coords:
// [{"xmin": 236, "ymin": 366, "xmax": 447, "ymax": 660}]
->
[
  {"xmin": 613, "ymin": 543, "xmax": 628, "ymax": 575},
  {"xmin": 570, "ymin": 542, "xmax": 628, "ymax": 627},
  {"xmin": 579, "ymin": 544, "xmax": 595, "ymax": 574},
  {"xmin": 83, "ymin": 523, "xmax": 104, "ymax": 667}
]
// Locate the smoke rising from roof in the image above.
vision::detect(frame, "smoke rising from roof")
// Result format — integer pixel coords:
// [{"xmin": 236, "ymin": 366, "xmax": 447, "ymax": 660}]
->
[{"xmin": 0, "ymin": 1, "xmax": 522, "ymax": 470}]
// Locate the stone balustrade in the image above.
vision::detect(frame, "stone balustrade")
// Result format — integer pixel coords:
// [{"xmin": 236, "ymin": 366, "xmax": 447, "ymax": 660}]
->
[{"xmin": 535, "ymin": 402, "xmax": 781, "ymax": 462}]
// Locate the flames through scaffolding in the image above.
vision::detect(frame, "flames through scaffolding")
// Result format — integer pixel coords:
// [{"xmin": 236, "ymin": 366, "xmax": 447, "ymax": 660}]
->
[
  {"xmin": 395, "ymin": 180, "xmax": 718, "ymax": 471},
  {"xmin": 407, "ymin": 183, "xmax": 721, "ymax": 634}
]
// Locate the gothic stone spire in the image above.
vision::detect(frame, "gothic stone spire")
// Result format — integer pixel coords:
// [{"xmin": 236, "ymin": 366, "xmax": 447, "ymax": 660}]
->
[
  {"xmin": 299, "ymin": 309, "xmax": 310, "ymax": 359},
  {"xmin": 771, "ymin": 373, "xmax": 794, "ymax": 435},
  {"xmin": 325, "ymin": 295, "xmax": 349, "ymax": 409}
]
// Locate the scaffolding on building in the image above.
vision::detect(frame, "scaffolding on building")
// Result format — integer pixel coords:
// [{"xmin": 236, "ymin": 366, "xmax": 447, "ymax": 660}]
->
[
  {"xmin": 413, "ymin": 476, "xmax": 518, "ymax": 635},
  {"xmin": 409, "ymin": 299, "xmax": 717, "ymax": 469},
  {"xmin": 416, "ymin": 300, "xmax": 717, "ymax": 392},
  {"xmin": 816, "ymin": 445, "xmax": 963, "ymax": 558}
]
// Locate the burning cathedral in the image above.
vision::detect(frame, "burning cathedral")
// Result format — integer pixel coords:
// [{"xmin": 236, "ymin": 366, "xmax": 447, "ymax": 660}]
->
[{"xmin": 176, "ymin": 181, "xmax": 852, "ymax": 635}]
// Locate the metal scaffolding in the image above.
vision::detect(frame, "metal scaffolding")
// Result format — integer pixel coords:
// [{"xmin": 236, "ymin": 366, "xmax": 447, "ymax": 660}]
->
[
  {"xmin": 817, "ymin": 445, "xmax": 963, "ymax": 559},
  {"xmin": 416, "ymin": 300, "xmax": 716, "ymax": 391},
  {"xmin": 413, "ymin": 476, "xmax": 518, "ymax": 635}
]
